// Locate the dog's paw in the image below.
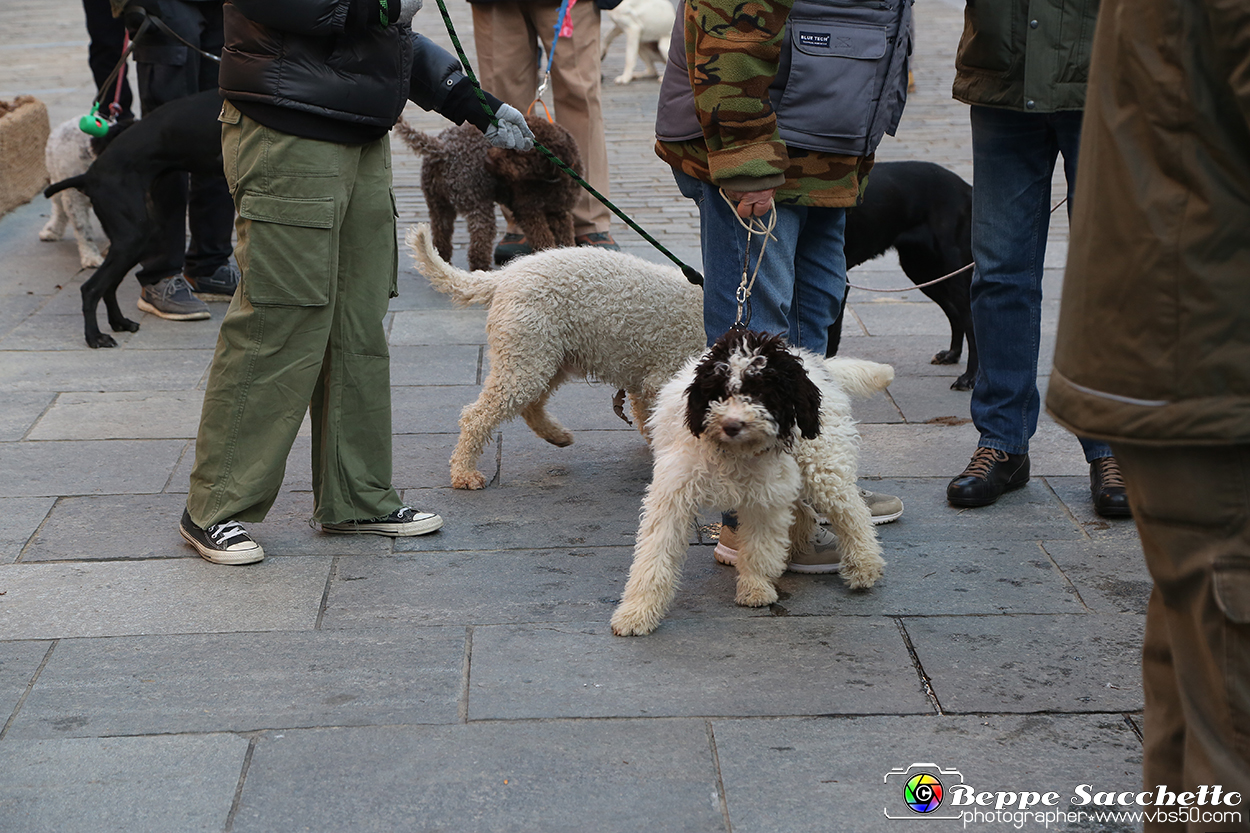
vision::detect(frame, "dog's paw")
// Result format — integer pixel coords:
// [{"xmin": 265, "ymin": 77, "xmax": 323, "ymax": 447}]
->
[
  {"xmin": 38, "ymin": 227, "xmax": 61, "ymax": 241},
  {"xmin": 542, "ymin": 430, "xmax": 574, "ymax": 448},
  {"xmin": 110, "ymin": 316, "xmax": 140, "ymax": 334},
  {"xmin": 950, "ymin": 373, "xmax": 975, "ymax": 392},
  {"xmin": 610, "ymin": 604, "xmax": 662, "ymax": 636},
  {"xmin": 931, "ymin": 349, "xmax": 960, "ymax": 365},
  {"xmin": 734, "ymin": 577, "xmax": 779, "ymax": 607},
  {"xmin": 80, "ymin": 252, "xmax": 105, "ymax": 269},
  {"xmin": 451, "ymin": 469, "xmax": 488, "ymax": 490},
  {"xmin": 840, "ymin": 554, "xmax": 885, "ymax": 590},
  {"xmin": 86, "ymin": 332, "xmax": 119, "ymax": 349}
]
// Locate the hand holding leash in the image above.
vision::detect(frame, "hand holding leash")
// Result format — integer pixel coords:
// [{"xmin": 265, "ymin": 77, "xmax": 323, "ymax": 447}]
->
[
  {"xmin": 724, "ymin": 188, "xmax": 777, "ymax": 219},
  {"xmin": 485, "ymin": 103, "xmax": 535, "ymax": 151}
]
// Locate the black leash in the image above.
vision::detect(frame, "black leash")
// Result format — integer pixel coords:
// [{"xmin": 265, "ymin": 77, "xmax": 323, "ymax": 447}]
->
[{"xmin": 429, "ymin": 0, "xmax": 705, "ymax": 287}]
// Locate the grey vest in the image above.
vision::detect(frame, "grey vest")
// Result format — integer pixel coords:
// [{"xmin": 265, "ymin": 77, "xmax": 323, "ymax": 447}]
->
[{"xmin": 656, "ymin": 0, "xmax": 912, "ymax": 157}]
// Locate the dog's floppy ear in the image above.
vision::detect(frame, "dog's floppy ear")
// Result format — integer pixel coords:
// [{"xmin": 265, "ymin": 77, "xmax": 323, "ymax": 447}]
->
[
  {"xmin": 758, "ymin": 340, "xmax": 822, "ymax": 441},
  {"xmin": 684, "ymin": 339, "xmax": 732, "ymax": 437}
]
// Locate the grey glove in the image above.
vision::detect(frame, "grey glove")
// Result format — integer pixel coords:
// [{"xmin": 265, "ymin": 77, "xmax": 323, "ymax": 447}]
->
[
  {"xmin": 396, "ymin": 0, "xmax": 421, "ymax": 27},
  {"xmin": 484, "ymin": 103, "xmax": 535, "ymax": 151}
]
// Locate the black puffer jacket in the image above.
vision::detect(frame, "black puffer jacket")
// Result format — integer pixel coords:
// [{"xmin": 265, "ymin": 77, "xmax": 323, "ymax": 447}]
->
[{"xmin": 220, "ymin": 0, "xmax": 493, "ymax": 136}]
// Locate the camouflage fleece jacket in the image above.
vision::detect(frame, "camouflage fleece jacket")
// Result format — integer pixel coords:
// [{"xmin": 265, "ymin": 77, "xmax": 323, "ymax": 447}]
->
[{"xmin": 653, "ymin": 0, "xmax": 872, "ymax": 207}]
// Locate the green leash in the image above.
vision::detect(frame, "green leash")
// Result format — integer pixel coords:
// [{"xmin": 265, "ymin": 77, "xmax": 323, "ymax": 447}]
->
[{"xmin": 429, "ymin": 0, "xmax": 705, "ymax": 287}]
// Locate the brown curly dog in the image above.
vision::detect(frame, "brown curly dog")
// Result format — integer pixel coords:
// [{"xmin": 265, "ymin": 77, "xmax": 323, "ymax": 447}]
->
[{"xmin": 394, "ymin": 115, "xmax": 583, "ymax": 271}]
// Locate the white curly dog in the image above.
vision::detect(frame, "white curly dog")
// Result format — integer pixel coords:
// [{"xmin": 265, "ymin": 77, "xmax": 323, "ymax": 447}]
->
[
  {"xmin": 611, "ymin": 329, "xmax": 892, "ymax": 636},
  {"xmin": 40, "ymin": 118, "xmax": 108, "ymax": 269},
  {"xmin": 406, "ymin": 223, "xmax": 705, "ymax": 490}
]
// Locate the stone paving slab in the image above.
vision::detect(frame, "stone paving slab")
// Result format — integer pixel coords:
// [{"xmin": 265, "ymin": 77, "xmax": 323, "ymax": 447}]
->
[
  {"xmin": 860, "ymin": 422, "xmax": 1094, "ymax": 478},
  {"xmin": 1042, "ymin": 538, "xmax": 1152, "ymax": 615},
  {"xmin": 1045, "ymin": 475, "xmax": 1143, "ymax": 543},
  {"xmin": 467, "ymin": 618, "xmax": 932, "ymax": 720},
  {"xmin": 0, "ymin": 640, "xmax": 51, "ymax": 726},
  {"xmin": 0, "ymin": 734, "xmax": 247, "ymax": 833},
  {"xmin": 0, "ymin": 558, "xmax": 330, "ymax": 639},
  {"xmin": 710, "ymin": 713, "xmax": 1143, "ymax": 833},
  {"xmin": 903, "ymin": 614, "xmax": 1145, "ymax": 714},
  {"xmin": 0, "ymin": 349, "xmax": 213, "ymax": 392},
  {"xmin": 862, "ymin": 477, "xmax": 1085, "ymax": 542},
  {"xmin": 389, "ymin": 309, "xmax": 489, "ymax": 345},
  {"xmin": 838, "ymin": 333, "xmax": 979, "ymax": 382},
  {"xmin": 26, "ymin": 391, "xmax": 205, "ymax": 440},
  {"xmin": 389, "ymin": 344, "xmax": 481, "ymax": 387},
  {"xmin": 0, "ymin": 496, "xmax": 55, "ymax": 564},
  {"xmin": 232, "ymin": 720, "xmax": 726, "ymax": 833},
  {"xmin": 6, "ymin": 629, "xmax": 465, "ymax": 738},
  {"xmin": 0, "ymin": 391, "xmax": 53, "ymax": 441},
  {"xmin": 0, "ymin": 438, "xmax": 186, "ymax": 497}
]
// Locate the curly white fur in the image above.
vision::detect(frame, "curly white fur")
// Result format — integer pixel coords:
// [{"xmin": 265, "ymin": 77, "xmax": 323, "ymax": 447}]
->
[
  {"xmin": 406, "ymin": 223, "xmax": 706, "ymax": 490},
  {"xmin": 611, "ymin": 332, "xmax": 893, "ymax": 636},
  {"xmin": 39, "ymin": 118, "xmax": 107, "ymax": 269}
]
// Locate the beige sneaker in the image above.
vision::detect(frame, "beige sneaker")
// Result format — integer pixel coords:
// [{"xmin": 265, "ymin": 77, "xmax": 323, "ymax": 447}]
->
[
  {"xmin": 861, "ymin": 489, "xmax": 904, "ymax": 524},
  {"xmin": 713, "ymin": 523, "xmax": 841, "ymax": 574}
]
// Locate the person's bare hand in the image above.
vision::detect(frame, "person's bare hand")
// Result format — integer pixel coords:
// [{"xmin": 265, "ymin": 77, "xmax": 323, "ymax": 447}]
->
[{"xmin": 724, "ymin": 188, "xmax": 776, "ymax": 219}]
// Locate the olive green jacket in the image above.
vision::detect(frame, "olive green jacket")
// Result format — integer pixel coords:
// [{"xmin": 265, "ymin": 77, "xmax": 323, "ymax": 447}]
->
[
  {"xmin": 952, "ymin": 0, "xmax": 1099, "ymax": 112},
  {"xmin": 1046, "ymin": 0, "xmax": 1250, "ymax": 444}
]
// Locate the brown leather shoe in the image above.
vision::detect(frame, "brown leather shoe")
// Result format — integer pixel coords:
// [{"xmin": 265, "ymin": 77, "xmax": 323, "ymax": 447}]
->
[
  {"xmin": 1090, "ymin": 456, "xmax": 1132, "ymax": 518},
  {"xmin": 946, "ymin": 447, "xmax": 1030, "ymax": 507}
]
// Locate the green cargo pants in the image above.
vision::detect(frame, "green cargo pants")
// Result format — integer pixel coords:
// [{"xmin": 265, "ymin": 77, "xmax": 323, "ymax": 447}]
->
[{"xmin": 187, "ymin": 101, "xmax": 402, "ymax": 528}]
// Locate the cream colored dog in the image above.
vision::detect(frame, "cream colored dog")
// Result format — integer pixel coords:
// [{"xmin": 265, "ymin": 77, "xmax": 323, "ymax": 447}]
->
[
  {"xmin": 406, "ymin": 223, "xmax": 705, "ymax": 490},
  {"xmin": 40, "ymin": 118, "xmax": 108, "ymax": 269},
  {"xmin": 600, "ymin": 0, "xmax": 675, "ymax": 84},
  {"xmin": 611, "ymin": 329, "xmax": 892, "ymax": 637}
]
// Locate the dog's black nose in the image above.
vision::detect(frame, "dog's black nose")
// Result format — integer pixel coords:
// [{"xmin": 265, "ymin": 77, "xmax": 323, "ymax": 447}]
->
[{"xmin": 721, "ymin": 419, "xmax": 743, "ymax": 437}]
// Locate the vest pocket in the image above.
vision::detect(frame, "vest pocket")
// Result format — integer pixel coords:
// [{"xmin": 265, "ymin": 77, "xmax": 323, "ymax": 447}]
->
[
  {"xmin": 238, "ymin": 193, "xmax": 335, "ymax": 306},
  {"xmin": 775, "ymin": 20, "xmax": 887, "ymax": 149}
]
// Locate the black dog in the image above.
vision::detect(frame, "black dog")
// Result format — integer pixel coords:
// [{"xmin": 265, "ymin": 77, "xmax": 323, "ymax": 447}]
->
[
  {"xmin": 44, "ymin": 90, "xmax": 226, "ymax": 348},
  {"xmin": 831, "ymin": 160, "xmax": 976, "ymax": 391}
]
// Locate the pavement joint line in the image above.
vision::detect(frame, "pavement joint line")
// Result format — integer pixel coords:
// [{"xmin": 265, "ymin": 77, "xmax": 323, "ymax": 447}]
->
[
  {"xmin": 704, "ymin": 719, "xmax": 735, "ymax": 832},
  {"xmin": 314, "ymin": 556, "xmax": 338, "ymax": 631},
  {"xmin": 1036, "ymin": 539, "xmax": 1094, "ymax": 613},
  {"xmin": 0, "ymin": 639, "xmax": 57, "ymax": 742},
  {"xmin": 1123, "ymin": 713, "xmax": 1144, "ymax": 742},
  {"xmin": 893, "ymin": 616, "xmax": 944, "ymax": 715},
  {"xmin": 223, "ymin": 735, "xmax": 258, "ymax": 833},
  {"xmin": 459, "ymin": 625, "xmax": 473, "ymax": 724},
  {"xmin": 1038, "ymin": 474, "xmax": 1093, "ymax": 540}
]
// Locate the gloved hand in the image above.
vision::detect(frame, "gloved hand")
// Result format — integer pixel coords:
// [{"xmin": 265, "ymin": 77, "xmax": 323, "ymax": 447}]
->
[
  {"xmin": 395, "ymin": 0, "xmax": 422, "ymax": 27},
  {"xmin": 484, "ymin": 103, "xmax": 535, "ymax": 151}
]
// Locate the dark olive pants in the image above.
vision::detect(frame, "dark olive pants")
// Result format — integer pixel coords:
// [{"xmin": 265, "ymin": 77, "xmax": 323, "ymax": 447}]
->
[
  {"xmin": 1112, "ymin": 442, "xmax": 1250, "ymax": 832},
  {"xmin": 188, "ymin": 102, "xmax": 401, "ymax": 528}
]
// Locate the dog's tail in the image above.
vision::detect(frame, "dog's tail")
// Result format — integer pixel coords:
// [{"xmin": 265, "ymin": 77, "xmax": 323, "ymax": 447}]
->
[
  {"xmin": 392, "ymin": 117, "xmax": 442, "ymax": 157},
  {"xmin": 822, "ymin": 357, "xmax": 894, "ymax": 399},
  {"xmin": 405, "ymin": 223, "xmax": 497, "ymax": 307},
  {"xmin": 44, "ymin": 174, "xmax": 87, "ymax": 199}
]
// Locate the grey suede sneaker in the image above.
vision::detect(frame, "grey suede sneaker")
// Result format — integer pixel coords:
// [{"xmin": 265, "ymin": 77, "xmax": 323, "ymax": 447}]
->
[
  {"xmin": 185, "ymin": 263, "xmax": 240, "ymax": 300},
  {"xmin": 322, "ymin": 506, "xmax": 443, "ymax": 537},
  {"xmin": 861, "ymin": 489, "xmax": 904, "ymax": 524},
  {"xmin": 713, "ymin": 523, "xmax": 842, "ymax": 574},
  {"xmin": 137, "ymin": 276, "xmax": 210, "ymax": 320}
]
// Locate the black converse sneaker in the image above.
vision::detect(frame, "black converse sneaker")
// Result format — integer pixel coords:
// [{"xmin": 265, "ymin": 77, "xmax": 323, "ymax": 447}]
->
[
  {"xmin": 321, "ymin": 506, "xmax": 443, "ymax": 537},
  {"xmin": 179, "ymin": 509, "xmax": 264, "ymax": 565}
]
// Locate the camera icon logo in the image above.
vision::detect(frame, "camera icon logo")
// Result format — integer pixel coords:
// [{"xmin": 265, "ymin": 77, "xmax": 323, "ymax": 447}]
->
[{"xmin": 884, "ymin": 763, "xmax": 965, "ymax": 820}]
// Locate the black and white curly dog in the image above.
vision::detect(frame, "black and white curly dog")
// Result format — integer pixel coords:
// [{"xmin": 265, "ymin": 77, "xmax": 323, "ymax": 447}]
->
[{"xmin": 611, "ymin": 329, "xmax": 892, "ymax": 636}]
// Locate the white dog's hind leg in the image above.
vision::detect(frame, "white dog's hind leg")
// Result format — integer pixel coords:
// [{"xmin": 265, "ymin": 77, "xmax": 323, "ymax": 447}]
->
[
  {"xmin": 615, "ymin": 23, "xmax": 644, "ymax": 84},
  {"xmin": 811, "ymin": 476, "xmax": 884, "ymax": 589},
  {"xmin": 612, "ymin": 478, "xmax": 700, "ymax": 636},
  {"xmin": 520, "ymin": 369, "xmax": 574, "ymax": 447},
  {"xmin": 40, "ymin": 194, "xmax": 68, "ymax": 241},
  {"xmin": 732, "ymin": 502, "xmax": 792, "ymax": 607}
]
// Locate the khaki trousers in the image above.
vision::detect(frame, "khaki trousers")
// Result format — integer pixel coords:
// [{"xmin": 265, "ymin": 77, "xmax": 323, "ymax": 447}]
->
[
  {"xmin": 471, "ymin": 0, "xmax": 610, "ymax": 235},
  {"xmin": 1112, "ymin": 442, "xmax": 1250, "ymax": 832},
  {"xmin": 187, "ymin": 102, "xmax": 402, "ymax": 527}
]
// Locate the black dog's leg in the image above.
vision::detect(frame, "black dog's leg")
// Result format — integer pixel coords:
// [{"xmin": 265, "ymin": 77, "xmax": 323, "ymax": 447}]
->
[
  {"xmin": 825, "ymin": 301, "xmax": 846, "ymax": 358},
  {"xmin": 81, "ymin": 254, "xmax": 136, "ymax": 348}
]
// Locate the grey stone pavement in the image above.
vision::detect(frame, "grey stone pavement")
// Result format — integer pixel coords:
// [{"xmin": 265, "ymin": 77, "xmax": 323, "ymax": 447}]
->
[{"xmin": 0, "ymin": 1, "xmax": 1151, "ymax": 831}]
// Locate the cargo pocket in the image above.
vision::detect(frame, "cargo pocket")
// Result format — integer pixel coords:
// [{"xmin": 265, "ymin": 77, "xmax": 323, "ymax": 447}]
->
[
  {"xmin": 775, "ymin": 20, "xmax": 887, "ymax": 150},
  {"xmin": 238, "ymin": 193, "xmax": 336, "ymax": 306},
  {"xmin": 1212, "ymin": 555, "xmax": 1250, "ymax": 750},
  {"xmin": 388, "ymin": 189, "xmax": 399, "ymax": 299}
]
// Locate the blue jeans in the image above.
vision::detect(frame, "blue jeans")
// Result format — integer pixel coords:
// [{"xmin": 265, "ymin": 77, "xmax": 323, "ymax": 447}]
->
[
  {"xmin": 674, "ymin": 170, "xmax": 847, "ymax": 353},
  {"xmin": 968, "ymin": 106, "xmax": 1112, "ymax": 463}
]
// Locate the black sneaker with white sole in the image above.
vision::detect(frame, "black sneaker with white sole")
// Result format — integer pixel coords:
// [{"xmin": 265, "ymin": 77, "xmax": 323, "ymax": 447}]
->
[
  {"xmin": 321, "ymin": 506, "xmax": 443, "ymax": 537},
  {"xmin": 179, "ymin": 509, "xmax": 264, "ymax": 565}
]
